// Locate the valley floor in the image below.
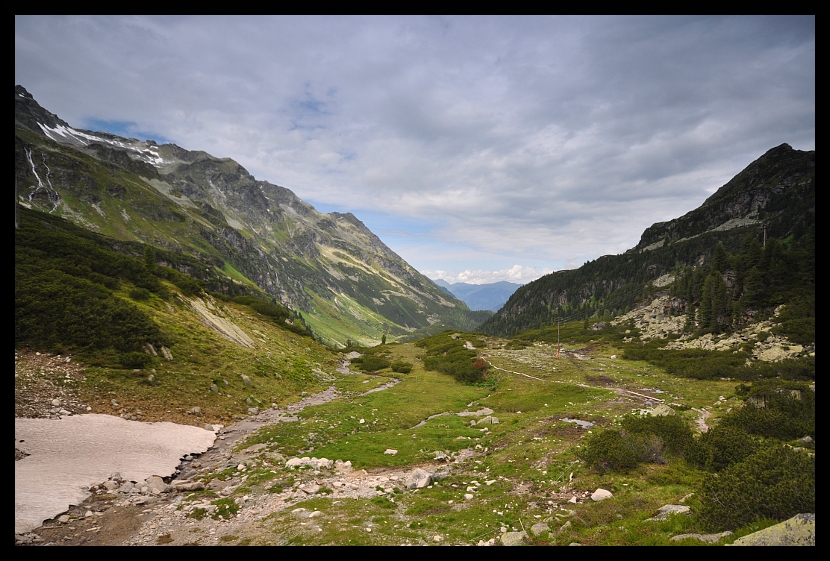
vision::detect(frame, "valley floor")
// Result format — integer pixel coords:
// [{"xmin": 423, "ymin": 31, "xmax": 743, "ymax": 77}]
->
[{"xmin": 14, "ymin": 340, "xmax": 792, "ymax": 546}]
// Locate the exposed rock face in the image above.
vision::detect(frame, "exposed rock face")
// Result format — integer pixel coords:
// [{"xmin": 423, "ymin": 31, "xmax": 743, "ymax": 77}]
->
[
  {"xmin": 728, "ymin": 513, "xmax": 815, "ymax": 546},
  {"xmin": 636, "ymin": 144, "xmax": 814, "ymax": 249}
]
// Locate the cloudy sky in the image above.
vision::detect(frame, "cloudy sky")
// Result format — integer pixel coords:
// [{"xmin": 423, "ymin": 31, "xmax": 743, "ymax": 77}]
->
[{"xmin": 15, "ymin": 16, "xmax": 815, "ymax": 285}]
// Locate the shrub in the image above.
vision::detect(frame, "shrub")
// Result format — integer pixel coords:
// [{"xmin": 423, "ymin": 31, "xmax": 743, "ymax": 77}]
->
[
  {"xmin": 391, "ymin": 360, "xmax": 412, "ymax": 374},
  {"xmin": 620, "ymin": 413, "xmax": 693, "ymax": 456},
  {"xmin": 129, "ymin": 287, "xmax": 151, "ymax": 301},
  {"xmin": 119, "ymin": 351, "xmax": 153, "ymax": 369},
  {"xmin": 697, "ymin": 444, "xmax": 814, "ymax": 531},
  {"xmin": 684, "ymin": 425, "xmax": 760, "ymax": 472},
  {"xmin": 721, "ymin": 380, "xmax": 814, "ymax": 440},
  {"xmin": 359, "ymin": 356, "xmax": 391, "ymax": 372},
  {"xmin": 577, "ymin": 430, "xmax": 649, "ymax": 473}
]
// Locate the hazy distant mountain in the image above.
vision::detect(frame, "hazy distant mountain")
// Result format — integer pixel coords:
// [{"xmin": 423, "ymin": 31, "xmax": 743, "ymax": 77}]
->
[
  {"xmin": 15, "ymin": 85, "xmax": 487, "ymax": 347},
  {"xmin": 432, "ymin": 279, "xmax": 522, "ymax": 312}
]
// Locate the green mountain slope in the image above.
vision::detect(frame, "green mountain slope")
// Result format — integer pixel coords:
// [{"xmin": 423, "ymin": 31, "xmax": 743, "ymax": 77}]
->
[{"xmin": 15, "ymin": 85, "xmax": 480, "ymax": 347}]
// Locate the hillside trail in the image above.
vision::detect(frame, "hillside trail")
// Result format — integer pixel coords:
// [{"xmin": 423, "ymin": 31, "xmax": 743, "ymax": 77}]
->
[{"xmin": 482, "ymin": 358, "xmax": 664, "ymax": 405}]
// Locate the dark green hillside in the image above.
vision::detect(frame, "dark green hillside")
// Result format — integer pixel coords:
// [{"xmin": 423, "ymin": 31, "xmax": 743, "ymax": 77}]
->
[
  {"xmin": 481, "ymin": 144, "xmax": 814, "ymax": 337},
  {"xmin": 14, "ymin": 206, "xmax": 296, "ymax": 364}
]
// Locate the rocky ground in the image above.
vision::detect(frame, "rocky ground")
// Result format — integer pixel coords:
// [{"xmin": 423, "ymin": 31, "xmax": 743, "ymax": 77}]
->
[{"xmin": 14, "ymin": 353, "xmax": 475, "ymax": 546}]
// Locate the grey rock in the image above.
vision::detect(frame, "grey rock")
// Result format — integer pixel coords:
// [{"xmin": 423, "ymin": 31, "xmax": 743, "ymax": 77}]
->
[
  {"xmin": 671, "ymin": 531, "xmax": 732, "ymax": 543},
  {"xmin": 500, "ymin": 531, "xmax": 528, "ymax": 546},
  {"xmin": 530, "ymin": 522, "xmax": 550, "ymax": 536},
  {"xmin": 591, "ymin": 488, "xmax": 613, "ymax": 501},
  {"xmin": 728, "ymin": 513, "xmax": 814, "ymax": 546},
  {"xmin": 209, "ymin": 384, "xmax": 218, "ymax": 393},
  {"xmin": 203, "ymin": 423, "xmax": 214, "ymax": 431},
  {"xmin": 172, "ymin": 481, "xmax": 205, "ymax": 492},
  {"xmin": 405, "ymin": 467, "xmax": 433, "ymax": 489},
  {"xmin": 646, "ymin": 504, "xmax": 690, "ymax": 521},
  {"xmin": 241, "ymin": 375, "xmax": 252, "ymax": 386}
]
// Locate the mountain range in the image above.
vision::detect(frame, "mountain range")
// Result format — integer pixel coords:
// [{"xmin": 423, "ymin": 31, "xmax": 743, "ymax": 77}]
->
[
  {"xmin": 15, "ymin": 85, "xmax": 488, "ymax": 347},
  {"xmin": 432, "ymin": 279, "xmax": 521, "ymax": 312}
]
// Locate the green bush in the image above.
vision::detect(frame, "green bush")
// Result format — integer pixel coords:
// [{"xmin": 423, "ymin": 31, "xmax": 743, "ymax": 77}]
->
[
  {"xmin": 391, "ymin": 360, "xmax": 412, "ymax": 374},
  {"xmin": 697, "ymin": 444, "xmax": 814, "ymax": 531},
  {"xmin": 129, "ymin": 287, "xmax": 151, "ymax": 301},
  {"xmin": 684, "ymin": 425, "xmax": 760, "ymax": 472},
  {"xmin": 620, "ymin": 413, "xmax": 693, "ymax": 456},
  {"xmin": 577, "ymin": 430, "xmax": 652, "ymax": 473},
  {"xmin": 119, "ymin": 351, "xmax": 153, "ymax": 369},
  {"xmin": 358, "ymin": 356, "xmax": 391, "ymax": 372},
  {"xmin": 722, "ymin": 380, "xmax": 814, "ymax": 440}
]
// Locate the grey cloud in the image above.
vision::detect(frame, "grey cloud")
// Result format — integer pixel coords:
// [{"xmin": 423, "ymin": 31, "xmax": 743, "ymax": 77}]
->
[{"xmin": 15, "ymin": 15, "xmax": 814, "ymax": 278}]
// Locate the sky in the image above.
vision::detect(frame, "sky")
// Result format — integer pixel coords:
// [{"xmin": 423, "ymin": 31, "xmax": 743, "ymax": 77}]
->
[{"xmin": 15, "ymin": 16, "xmax": 815, "ymax": 285}]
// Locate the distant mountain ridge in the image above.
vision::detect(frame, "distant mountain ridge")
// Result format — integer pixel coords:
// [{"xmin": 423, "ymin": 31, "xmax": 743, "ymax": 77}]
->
[
  {"xmin": 433, "ymin": 279, "xmax": 522, "ymax": 312},
  {"xmin": 15, "ymin": 85, "xmax": 486, "ymax": 347}
]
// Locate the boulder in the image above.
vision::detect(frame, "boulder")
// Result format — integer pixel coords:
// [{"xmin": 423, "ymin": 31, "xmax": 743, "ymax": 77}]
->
[
  {"xmin": 500, "ymin": 531, "xmax": 527, "ymax": 546},
  {"xmin": 591, "ymin": 488, "xmax": 613, "ymax": 501},
  {"xmin": 728, "ymin": 513, "xmax": 814, "ymax": 546},
  {"xmin": 645, "ymin": 504, "xmax": 690, "ymax": 521},
  {"xmin": 530, "ymin": 522, "xmax": 550, "ymax": 536},
  {"xmin": 648, "ymin": 404, "xmax": 676, "ymax": 416},
  {"xmin": 404, "ymin": 468, "xmax": 433, "ymax": 489}
]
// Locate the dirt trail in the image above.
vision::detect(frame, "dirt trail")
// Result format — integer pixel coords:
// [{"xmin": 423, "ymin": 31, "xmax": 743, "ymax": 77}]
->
[{"xmin": 483, "ymin": 358, "xmax": 664, "ymax": 404}]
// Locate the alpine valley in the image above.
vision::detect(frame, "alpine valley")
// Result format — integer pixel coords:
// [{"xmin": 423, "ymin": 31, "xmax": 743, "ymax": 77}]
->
[{"xmin": 15, "ymin": 83, "xmax": 814, "ymax": 547}]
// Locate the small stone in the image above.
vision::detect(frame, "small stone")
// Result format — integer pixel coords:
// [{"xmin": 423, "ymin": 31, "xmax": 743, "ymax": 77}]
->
[
  {"xmin": 384, "ymin": 449, "xmax": 398, "ymax": 455},
  {"xmin": 433, "ymin": 535, "xmax": 443, "ymax": 542},
  {"xmin": 241, "ymin": 375, "xmax": 252, "ymax": 386},
  {"xmin": 58, "ymin": 515, "xmax": 70, "ymax": 523},
  {"xmin": 464, "ymin": 494, "xmax": 474, "ymax": 500}
]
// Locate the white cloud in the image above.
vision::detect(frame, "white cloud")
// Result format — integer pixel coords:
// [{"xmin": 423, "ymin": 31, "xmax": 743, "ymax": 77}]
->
[{"xmin": 425, "ymin": 265, "xmax": 555, "ymax": 285}]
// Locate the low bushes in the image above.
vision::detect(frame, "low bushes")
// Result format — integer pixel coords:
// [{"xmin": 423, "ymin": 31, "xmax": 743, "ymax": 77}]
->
[
  {"xmin": 578, "ymin": 414, "xmax": 693, "ymax": 473},
  {"xmin": 697, "ymin": 443, "xmax": 814, "ymax": 531}
]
